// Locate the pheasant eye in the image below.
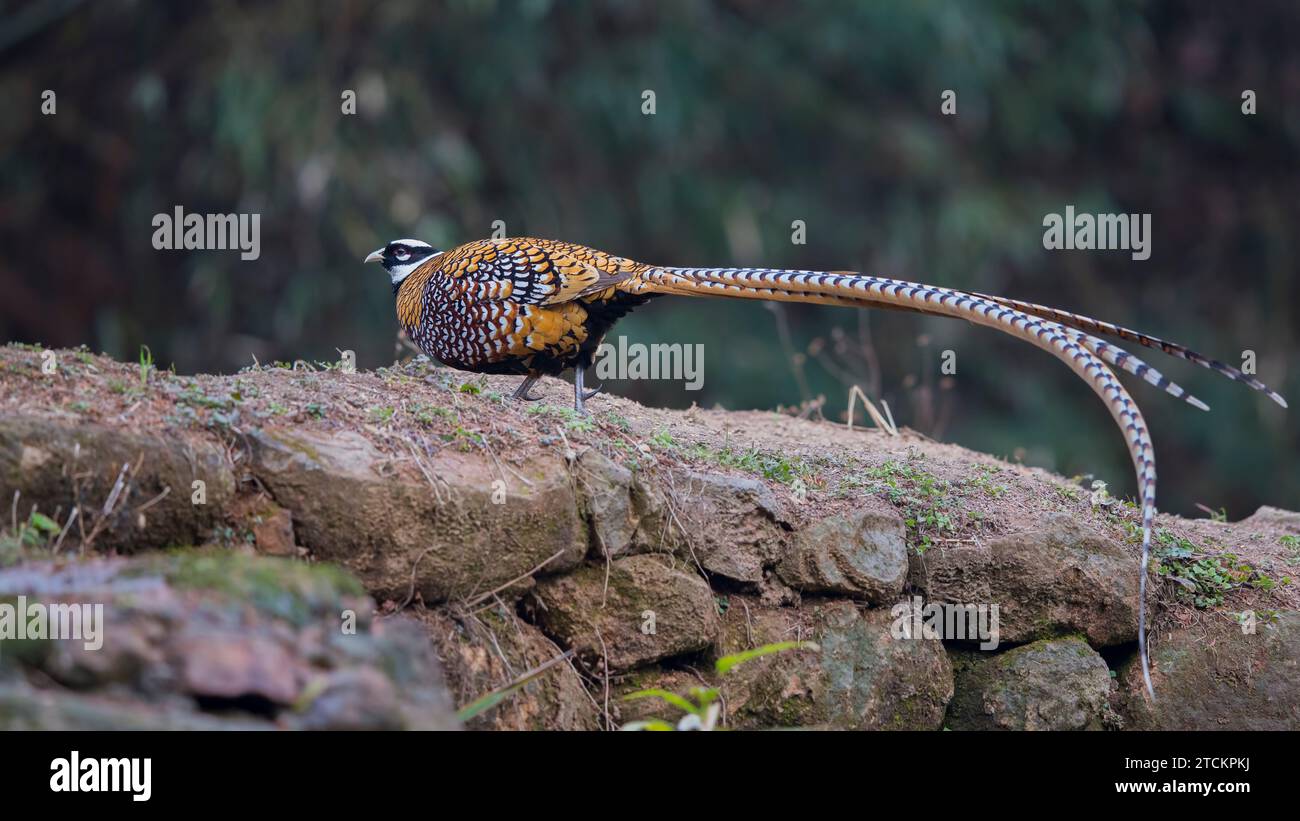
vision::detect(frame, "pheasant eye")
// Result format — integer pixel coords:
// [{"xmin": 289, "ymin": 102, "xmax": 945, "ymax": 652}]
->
[{"xmin": 393, "ymin": 247, "xmax": 411, "ymax": 261}]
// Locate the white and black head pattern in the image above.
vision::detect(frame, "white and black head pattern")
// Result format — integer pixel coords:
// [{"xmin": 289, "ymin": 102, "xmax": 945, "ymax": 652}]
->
[{"xmin": 364, "ymin": 239, "xmax": 443, "ymax": 286}]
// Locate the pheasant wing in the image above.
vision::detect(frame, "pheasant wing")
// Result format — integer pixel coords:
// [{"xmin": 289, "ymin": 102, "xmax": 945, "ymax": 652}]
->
[{"xmin": 443, "ymin": 238, "xmax": 641, "ymax": 306}]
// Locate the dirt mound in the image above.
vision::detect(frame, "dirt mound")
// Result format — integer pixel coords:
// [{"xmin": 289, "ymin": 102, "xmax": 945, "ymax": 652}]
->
[{"xmin": 2, "ymin": 345, "xmax": 1297, "ymax": 729}]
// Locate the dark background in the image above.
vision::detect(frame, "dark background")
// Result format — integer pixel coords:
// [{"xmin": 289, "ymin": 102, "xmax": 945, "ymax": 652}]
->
[{"xmin": 1, "ymin": 0, "xmax": 1295, "ymax": 517}]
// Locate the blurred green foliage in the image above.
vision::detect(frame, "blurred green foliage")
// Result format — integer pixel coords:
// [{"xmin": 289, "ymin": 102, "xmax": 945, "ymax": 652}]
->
[{"xmin": 0, "ymin": 0, "xmax": 1295, "ymax": 516}]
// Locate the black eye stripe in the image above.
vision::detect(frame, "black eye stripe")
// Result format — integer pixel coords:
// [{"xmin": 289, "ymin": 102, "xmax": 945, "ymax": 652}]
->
[{"xmin": 388, "ymin": 243, "xmax": 436, "ymax": 259}]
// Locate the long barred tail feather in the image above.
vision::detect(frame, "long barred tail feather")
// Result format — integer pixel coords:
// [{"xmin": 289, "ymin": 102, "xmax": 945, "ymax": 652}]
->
[
  {"xmin": 660, "ymin": 278, "xmax": 1209, "ymax": 412},
  {"xmin": 635, "ymin": 266, "xmax": 1170, "ymax": 697},
  {"xmin": 1139, "ymin": 500, "xmax": 1154, "ymax": 698},
  {"xmin": 974, "ymin": 293, "xmax": 1288, "ymax": 409},
  {"xmin": 1080, "ymin": 336, "xmax": 1210, "ymax": 412}
]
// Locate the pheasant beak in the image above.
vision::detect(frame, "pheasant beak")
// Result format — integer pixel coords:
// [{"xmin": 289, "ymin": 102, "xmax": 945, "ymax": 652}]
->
[{"xmin": 364, "ymin": 248, "xmax": 385, "ymax": 264}]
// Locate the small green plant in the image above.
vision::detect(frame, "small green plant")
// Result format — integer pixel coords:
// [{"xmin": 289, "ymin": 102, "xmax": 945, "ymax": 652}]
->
[
  {"xmin": 1152, "ymin": 528, "xmax": 1279, "ymax": 608},
  {"xmin": 1053, "ymin": 484, "xmax": 1082, "ymax": 502},
  {"xmin": 409, "ymin": 402, "xmax": 453, "ymax": 425},
  {"xmin": 621, "ymin": 641, "xmax": 817, "ymax": 731},
  {"xmin": 1274, "ymin": 533, "xmax": 1300, "ymax": 564},
  {"xmin": 604, "ymin": 412, "xmax": 632, "ymax": 433},
  {"xmin": 1, "ymin": 509, "xmax": 62, "ymax": 565},
  {"xmin": 138, "ymin": 344, "xmax": 154, "ymax": 387},
  {"xmin": 965, "ymin": 464, "xmax": 1008, "ymax": 497},
  {"xmin": 441, "ymin": 426, "xmax": 484, "ymax": 450},
  {"xmin": 850, "ymin": 458, "xmax": 963, "ymax": 554},
  {"xmin": 649, "ymin": 429, "xmax": 677, "ymax": 450},
  {"xmin": 681, "ymin": 442, "xmax": 816, "ymax": 488},
  {"xmin": 561, "ymin": 411, "xmax": 595, "ymax": 433},
  {"xmin": 173, "ymin": 384, "xmax": 234, "ymax": 410},
  {"xmin": 1241, "ymin": 609, "xmax": 1282, "ymax": 630},
  {"xmin": 523, "ymin": 404, "xmax": 594, "ymax": 432},
  {"xmin": 1280, "ymin": 534, "xmax": 1300, "ymax": 566}
]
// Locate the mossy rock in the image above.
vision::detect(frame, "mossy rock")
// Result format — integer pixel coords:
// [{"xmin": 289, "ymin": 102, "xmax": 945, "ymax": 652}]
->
[{"xmin": 945, "ymin": 637, "xmax": 1116, "ymax": 730}]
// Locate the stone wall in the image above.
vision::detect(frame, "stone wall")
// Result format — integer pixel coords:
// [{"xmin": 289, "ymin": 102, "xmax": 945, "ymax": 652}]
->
[{"xmin": 2, "ymin": 347, "xmax": 1296, "ymax": 730}]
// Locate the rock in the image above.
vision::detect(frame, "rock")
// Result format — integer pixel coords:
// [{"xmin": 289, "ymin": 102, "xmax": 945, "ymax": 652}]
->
[
  {"xmin": 0, "ymin": 414, "xmax": 235, "ymax": 554},
  {"xmin": 1117, "ymin": 610, "xmax": 1300, "ymax": 730},
  {"xmin": 296, "ymin": 668, "xmax": 407, "ymax": 731},
  {"xmin": 574, "ymin": 448, "xmax": 672, "ymax": 560},
  {"xmin": 574, "ymin": 454, "xmax": 797, "ymax": 585},
  {"xmin": 424, "ymin": 606, "xmax": 600, "ymax": 731},
  {"xmin": 249, "ymin": 502, "xmax": 297, "ymax": 556},
  {"xmin": 1240, "ymin": 505, "xmax": 1300, "ymax": 531},
  {"xmin": 914, "ymin": 513, "xmax": 1140, "ymax": 646},
  {"xmin": 574, "ymin": 456, "xmax": 797, "ymax": 586},
  {"xmin": 248, "ymin": 427, "xmax": 587, "ymax": 603},
  {"xmin": 175, "ymin": 632, "xmax": 302, "ymax": 705},
  {"xmin": 663, "ymin": 471, "xmax": 791, "ymax": 583},
  {"xmin": 946, "ymin": 637, "xmax": 1116, "ymax": 730},
  {"xmin": 0, "ymin": 682, "xmax": 274, "ymax": 730},
  {"xmin": 0, "ymin": 551, "xmax": 458, "ymax": 730},
  {"xmin": 576, "ymin": 449, "xmax": 637, "ymax": 558},
  {"xmin": 527, "ymin": 554, "xmax": 719, "ymax": 672},
  {"xmin": 775, "ymin": 501, "xmax": 908, "ymax": 602},
  {"xmin": 716, "ymin": 600, "xmax": 952, "ymax": 730}
]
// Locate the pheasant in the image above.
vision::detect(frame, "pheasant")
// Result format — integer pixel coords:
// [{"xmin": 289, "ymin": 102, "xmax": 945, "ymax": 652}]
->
[{"xmin": 366, "ymin": 236, "xmax": 1287, "ymax": 697}]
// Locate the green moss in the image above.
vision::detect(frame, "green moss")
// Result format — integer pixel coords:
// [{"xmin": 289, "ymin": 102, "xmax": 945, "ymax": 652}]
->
[
  {"xmin": 266, "ymin": 431, "xmax": 323, "ymax": 463},
  {"xmin": 123, "ymin": 549, "xmax": 365, "ymax": 626}
]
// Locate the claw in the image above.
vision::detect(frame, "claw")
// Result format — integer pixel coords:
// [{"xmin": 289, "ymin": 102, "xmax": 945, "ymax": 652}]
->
[
  {"xmin": 573, "ymin": 366, "xmax": 600, "ymax": 414},
  {"xmin": 511, "ymin": 375, "xmax": 543, "ymax": 402}
]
